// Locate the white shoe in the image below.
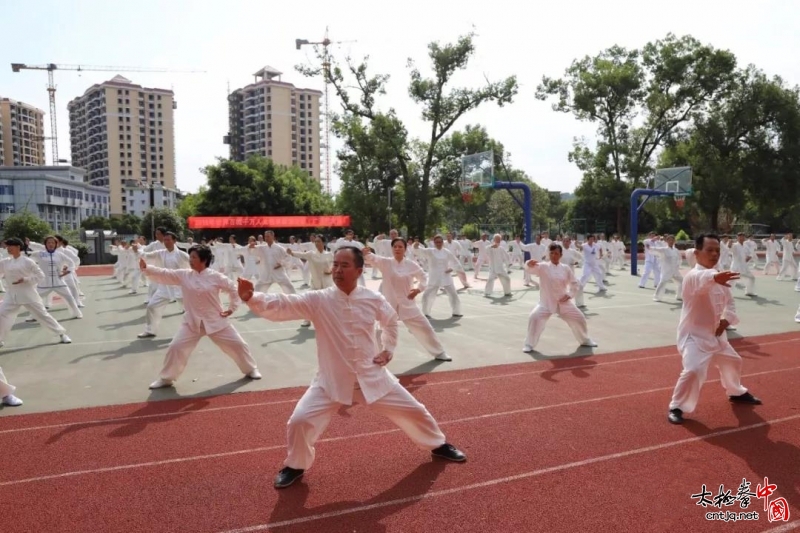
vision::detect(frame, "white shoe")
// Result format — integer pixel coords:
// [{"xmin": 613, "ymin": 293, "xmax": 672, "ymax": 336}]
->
[
  {"xmin": 522, "ymin": 345, "xmax": 534, "ymax": 353},
  {"xmin": 300, "ymin": 320, "xmax": 311, "ymax": 327},
  {"xmin": 77, "ymin": 303, "xmax": 85, "ymax": 308},
  {"xmin": 2, "ymin": 394, "xmax": 23, "ymax": 407},
  {"xmin": 149, "ymin": 378, "xmax": 174, "ymax": 389},
  {"xmin": 247, "ymin": 369, "xmax": 262, "ymax": 380},
  {"xmin": 60, "ymin": 334, "xmax": 72, "ymax": 344},
  {"xmin": 435, "ymin": 353, "xmax": 452, "ymax": 361},
  {"xmin": 581, "ymin": 340, "xmax": 598, "ymax": 348}
]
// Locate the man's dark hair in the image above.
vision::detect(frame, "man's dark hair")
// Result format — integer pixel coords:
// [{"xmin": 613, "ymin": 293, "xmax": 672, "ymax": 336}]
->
[
  {"xmin": 549, "ymin": 243, "xmax": 563, "ymax": 253},
  {"xmin": 390, "ymin": 237, "xmax": 407, "ymax": 249},
  {"xmin": 335, "ymin": 246, "xmax": 364, "ymax": 268},
  {"xmin": 695, "ymin": 233, "xmax": 720, "ymax": 250},
  {"xmin": 155, "ymin": 226, "xmax": 168, "ymax": 236},
  {"xmin": 164, "ymin": 231, "xmax": 178, "ymax": 241},
  {"xmin": 189, "ymin": 244, "xmax": 213, "ymax": 267},
  {"xmin": 4, "ymin": 237, "xmax": 23, "ymax": 247}
]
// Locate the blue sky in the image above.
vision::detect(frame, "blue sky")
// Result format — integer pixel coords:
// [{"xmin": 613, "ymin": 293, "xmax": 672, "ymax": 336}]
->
[{"xmin": 1, "ymin": 0, "xmax": 797, "ymax": 195}]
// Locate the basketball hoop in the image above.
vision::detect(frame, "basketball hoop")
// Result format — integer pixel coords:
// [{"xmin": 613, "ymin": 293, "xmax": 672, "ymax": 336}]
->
[
  {"xmin": 674, "ymin": 194, "xmax": 687, "ymax": 209},
  {"xmin": 460, "ymin": 182, "xmax": 478, "ymax": 203}
]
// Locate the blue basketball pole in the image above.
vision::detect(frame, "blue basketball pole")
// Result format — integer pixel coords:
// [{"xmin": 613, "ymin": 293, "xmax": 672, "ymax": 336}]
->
[
  {"xmin": 629, "ymin": 188, "xmax": 673, "ymax": 276},
  {"xmin": 494, "ymin": 180, "xmax": 532, "ymax": 247}
]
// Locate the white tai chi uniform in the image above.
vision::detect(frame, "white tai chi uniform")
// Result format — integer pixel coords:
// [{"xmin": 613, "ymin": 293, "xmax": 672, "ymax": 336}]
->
[
  {"xmin": 140, "ymin": 247, "xmax": 191, "ymax": 336},
  {"xmin": 730, "ymin": 242, "xmax": 756, "ymax": 296},
  {"xmin": 684, "ymin": 248, "xmax": 697, "ymax": 268},
  {"xmin": 745, "ymin": 239, "xmax": 758, "ymax": 271},
  {"xmin": 652, "ymin": 246, "xmax": 684, "ymax": 301},
  {"xmin": 142, "ymin": 240, "xmax": 166, "ymax": 302},
  {"xmin": 29, "ymin": 247, "xmax": 83, "ymax": 318},
  {"xmin": 484, "ymin": 245, "xmax": 512, "ymax": 296},
  {"xmin": 142, "ymin": 265, "xmax": 258, "ymax": 384},
  {"xmin": 458, "ymin": 238, "xmax": 473, "ymax": 271},
  {"xmin": 291, "ymin": 249, "xmax": 333, "ymax": 290},
  {"xmin": 443, "ymin": 239, "xmax": 469, "ymax": 287},
  {"xmin": 610, "ymin": 239, "xmax": 626, "ymax": 270},
  {"xmin": 245, "ymin": 286, "xmax": 448, "ymax": 471},
  {"xmin": 561, "ymin": 247, "xmax": 586, "ymax": 308},
  {"xmin": 520, "ymin": 242, "xmax": 545, "ymax": 287},
  {"xmin": 778, "ymin": 238, "xmax": 797, "ymax": 280},
  {"xmin": 415, "ymin": 246, "xmax": 462, "ymax": 317},
  {"xmin": 523, "ymin": 261, "xmax": 593, "ymax": 352},
  {"xmin": 0, "ymin": 255, "xmax": 68, "ymax": 344},
  {"xmin": 761, "ymin": 238, "xmax": 781, "ymax": 276},
  {"xmin": 579, "ymin": 243, "xmax": 607, "ymax": 291},
  {"xmin": 0, "ymin": 366, "xmax": 17, "ymax": 398},
  {"xmin": 248, "ymin": 243, "xmax": 296, "ymax": 294},
  {"xmin": 639, "ymin": 238, "xmax": 661, "ymax": 288},
  {"xmin": 668, "ymin": 265, "xmax": 748, "ymax": 414},
  {"xmin": 366, "ymin": 253, "xmax": 448, "ymax": 359},
  {"xmin": 473, "ymin": 239, "xmax": 490, "ymax": 277}
]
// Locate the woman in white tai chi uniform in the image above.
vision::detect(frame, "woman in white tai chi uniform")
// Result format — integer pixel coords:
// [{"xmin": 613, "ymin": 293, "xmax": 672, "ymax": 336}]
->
[
  {"xmin": 27, "ymin": 236, "xmax": 83, "ymax": 319},
  {"xmin": 137, "ymin": 232, "xmax": 190, "ymax": 338},
  {"xmin": 0, "ymin": 366, "xmax": 23, "ymax": 406},
  {"xmin": 523, "ymin": 243, "xmax": 596, "ymax": 353},
  {"xmin": 667, "ymin": 234, "xmax": 761, "ymax": 425},
  {"xmin": 287, "ymin": 235, "xmax": 333, "ymax": 290},
  {"xmin": 365, "ymin": 238, "xmax": 452, "ymax": 361},
  {"xmin": 579, "ymin": 235, "xmax": 607, "ymax": 293},
  {"xmin": 0, "ymin": 238, "xmax": 72, "ymax": 347},
  {"xmin": 761, "ymin": 235, "xmax": 781, "ymax": 276},
  {"xmin": 237, "ymin": 246, "xmax": 465, "ymax": 489},
  {"xmin": 414, "ymin": 235, "xmax": 463, "ymax": 319},
  {"xmin": 651, "ymin": 235, "xmax": 684, "ymax": 302},
  {"xmin": 484, "ymin": 234, "xmax": 512, "ymax": 297},
  {"xmin": 141, "ymin": 245, "xmax": 261, "ymax": 389}
]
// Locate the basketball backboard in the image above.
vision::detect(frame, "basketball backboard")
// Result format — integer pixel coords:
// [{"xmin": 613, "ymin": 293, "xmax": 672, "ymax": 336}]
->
[
  {"xmin": 652, "ymin": 166, "xmax": 692, "ymax": 195},
  {"xmin": 460, "ymin": 151, "xmax": 495, "ymax": 192}
]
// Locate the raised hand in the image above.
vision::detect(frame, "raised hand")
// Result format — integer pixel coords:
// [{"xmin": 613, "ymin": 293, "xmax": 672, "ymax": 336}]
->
[
  {"xmin": 237, "ymin": 277, "xmax": 255, "ymax": 302},
  {"xmin": 713, "ymin": 271, "xmax": 740, "ymax": 287},
  {"xmin": 220, "ymin": 309, "xmax": 233, "ymax": 317},
  {"xmin": 139, "ymin": 258, "xmax": 147, "ymax": 271},
  {"xmin": 526, "ymin": 259, "xmax": 538, "ymax": 268},
  {"xmin": 373, "ymin": 350, "xmax": 393, "ymax": 366}
]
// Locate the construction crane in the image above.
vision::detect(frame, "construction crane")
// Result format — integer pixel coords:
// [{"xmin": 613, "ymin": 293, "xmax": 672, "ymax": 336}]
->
[
  {"xmin": 295, "ymin": 29, "xmax": 356, "ymax": 195},
  {"xmin": 10, "ymin": 63, "xmax": 204, "ymax": 165}
]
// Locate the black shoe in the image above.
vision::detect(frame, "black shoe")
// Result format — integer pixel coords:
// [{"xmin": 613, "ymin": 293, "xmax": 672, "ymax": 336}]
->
[
  {"xmin": 729, "ymin": 392, "xmax": 762, "ymax": 405},
  {"xmin": 452, "ymin": 314, "xmax": 463, "ymax": 318},
  {"xmin": 668, "ymin": 408, "xmax": 684, "ymax": 425},
  {"xmin": 431, "ymin": 443, "xmax": 466, "ymax": 462},
  {"xmin": 274, "ymin": 467, "xmax": 305, "ymax": 489}
]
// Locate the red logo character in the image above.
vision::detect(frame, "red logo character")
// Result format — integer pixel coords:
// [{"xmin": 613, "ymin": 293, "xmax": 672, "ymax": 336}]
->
[
  {"xmin": 757, "ymin": 477, "xmax": 778, "ymax": 511},
  {"xmin": 769, "ymin": 497, "xmax": 790, "ymax": 522}
]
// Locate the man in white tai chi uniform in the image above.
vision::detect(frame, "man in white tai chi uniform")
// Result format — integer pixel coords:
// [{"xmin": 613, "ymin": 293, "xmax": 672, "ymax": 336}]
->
[
  {"xmin": 579, "ymin": 235, "xmax": 607, "ymax": 293},
  {"xmin": 141, "ymin": 245, "xmax": 261, "ymax": 390},
  {"xmin": 730, "ymin": 232, "xmax": 757, "ymax": 297},
  {"xmin": 137, "ymin": 232, "xmax": 190, "ymax": 338},
  {"xmin": 238, "ymin": 246, "xmax": 466, "ymax": 489},
  {"xmin": 639, "ymin": 232, "xmax": 661, "ymax": 288},
  {"xmin": 523, "ymin": 243, "xmax": 596, "ymax": 353},
  {"xmin": 484, "ymin": 234, "xmax": 512, "ymax": 297},
  {"xmin": 651, "ymin": 235, "xmax": 684, "ymax": 302},
  {"xmin": 667, "ymin": 234, "xmax": 762, "ymax": 425}
]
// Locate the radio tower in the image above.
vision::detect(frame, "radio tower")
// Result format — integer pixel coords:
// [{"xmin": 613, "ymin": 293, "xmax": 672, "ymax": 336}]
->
[{"xmin": 295, "ymin": 28, "xmax": 355, "ymax": 195}]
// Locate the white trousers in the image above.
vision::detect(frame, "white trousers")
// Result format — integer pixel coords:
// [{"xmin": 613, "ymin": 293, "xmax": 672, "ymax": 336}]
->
[
  {"xmin": 763, "ymin": 259, "xmax": 780, "ymax": 276},
  {"xmin": 525, "ymin": 302, "xmax": 590, "ymax": 350},
  {"xmin": 377, "ymin": 311, "xmax": 446, "ymax": 357},
  {"xmin": 580, "ymin": 263, "xmax": 606, "ymax": 290},
  {"xmin": 736, "ymin": 271, "xmax": 756, "ymax": 294},
  {"xmin": 421, "ymin": 283, "xmax": 461, "ymax": 316},
  {"xmin": 0, "ymin": 299, "xmax": 66, "ymax": 341},
  {"xmin": 284, "ymin": 383, "xmax": 446, "ymax": 470},
  {"xmin": 64, "ymin": 273, "xmax": 81, "ymax": 303},
  {"xmin": 147, "ymin": 282, "xmax": 159, "ymax": 302},
  {"xmin": 256, "ymin": 278, "xmax": 296, "ymax": 295},
  {"xmin": 144, "ymin": 291, "xmax": 179, "ymax": 335},
  {"xmin": 0, "ymin": 366, "xmax": 15, "ymax": 398},
  {"xmin": 640, "ymin": 260, "xmax": 661, "ymax": 287},
  {"xmin": 474, "ymin": 254, "xmax": 488, "ymax": 276},
  {"xmin": 485, "ymin": 271, "xmax": 511, "ymax": 295},
  {"xmin": 777, "ymin": 260, "xmax": 797, "ymax": 280},
  {"xmin": 37, "ymin": 287, "xmax": 82, "ymax": 318},
  {"xmin": 669, "ymin": 338, "xmax": 747, "ymax": 414},
  {"xmin": 158, "ymin": 322, "xmax": 257, "ymax": 382},
  {"xmin": 655, "ymin": 271, "xmax": 684, "ymax": 300}
]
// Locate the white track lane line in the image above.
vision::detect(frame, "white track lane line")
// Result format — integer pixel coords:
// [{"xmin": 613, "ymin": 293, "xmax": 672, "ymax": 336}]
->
[
  {"xmin": 2, "ymin": 336, "xmax": 795, "ymax": 436},
  {"xmin": 217, "ymin": 413, "xmax": 800, "ymax": 532},
  {"xmin": 1, "ymin": 364, "xmax": 797, "ymax": 487}
]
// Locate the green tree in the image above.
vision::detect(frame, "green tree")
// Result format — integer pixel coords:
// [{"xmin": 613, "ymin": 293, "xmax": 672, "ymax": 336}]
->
[
  {"xmin": 300, "ymin": 32, "xmax": 518, "ymax": 237},
  {"xmin": 140, "ymin": 207, "xmax": 187, "ymax": 240},
  {"xmin": 80, "ymin": 215, "xmax": 112, "ymax": 230},
  {"xmin": 2, "ymin": 211, "xmax": 52, "ymax": 242},
  {"xmin": 176, "ymin": 189, "xmax": 204, "ymax": 221},
  {"xmin": 110, "ymin": 214, "xmax": 142, "ymax": 235},
  {"xmin": 536, "ymin": 34, "xmax": 737, "ymax": 234}
]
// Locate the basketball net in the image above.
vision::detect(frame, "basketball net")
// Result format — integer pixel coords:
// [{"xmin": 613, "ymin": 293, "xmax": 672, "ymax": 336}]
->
[
  {"xmin": 674, "ymin": 194, "xmax": 687, "ymax": 209},
  {"xmin": 460, "ymin": 182, "xmax": 478, "ymax": 203}
]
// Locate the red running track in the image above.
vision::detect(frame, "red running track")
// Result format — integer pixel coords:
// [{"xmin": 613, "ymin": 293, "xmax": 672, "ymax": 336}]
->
[{"xmin": 1, "ymin": 333, "xmax": 799, "ymax": 532}]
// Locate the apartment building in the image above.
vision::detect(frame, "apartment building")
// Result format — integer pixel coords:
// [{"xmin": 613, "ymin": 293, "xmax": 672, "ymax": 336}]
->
[
  {"xmin": 0, "ymin": 166, "xmax": 110, "ymax": 233},
  {"xmin": 225, "ymin": 66, "xmax": 321, "ymax": 180},
  {"xmin": 0, "ymin": 97, "xmax": 46, "ymax": 167},
  {"xmin": 67, "ymin": 75, "xmax": 176, "ymax": 216},
  {"xmin": 120, "ymin": 180, "xmax": 184, "ymax": 217}
]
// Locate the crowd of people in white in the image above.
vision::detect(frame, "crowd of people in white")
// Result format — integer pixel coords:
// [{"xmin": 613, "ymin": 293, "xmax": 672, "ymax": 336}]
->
[{"xmin": 0, "ymin": 225, "xmax": 792, "ymax": 482}]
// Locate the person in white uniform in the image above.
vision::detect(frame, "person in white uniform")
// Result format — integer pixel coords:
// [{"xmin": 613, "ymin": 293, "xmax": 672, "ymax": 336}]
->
[
  {"xmin": 579, "ymin": 235, "xmax": 607, "ymax": 292},
  {"xmin": 667, "ymin": 233, "xmax": 762, "ymax": 425},
  {"xmin": 237, "ymin": 246, "xmax": 466, "ymax": 489},
  {"xmin": 443, "ymin": 233, "xmax": 470, "ymax": 289},
  {"xmin": 651, "ymin": 235, "xmax": 684, "ymax": 302},
  {"xmin": 523, "ymin": 243, "xmax": 596, "ymax": 353},
  {"xmin": 639, "ymin": 232, "xmax": 661, "ymax": 288},
  {"xmin": 365, "ymin": 239, "xmax": 452, "ymax": 361},
  {"xmin": 137, "ymin": 232, "xmax": 191, "ymax": 338},
  {"xmin": 472, "ymin": 234, "xmax": 491, "ymax": 279},
  {"xmin": 730, "ymin": 232, "xmax": 757, "ymax": 297},
  {"xmin": 414, "ymin": 235, "xmax": 463, "ymax": 319},
  {"xmin": 28, "ymin": 236, "xmax": 83, "ymax": 319},
  {"xmin": 0, "ymin": 238, "xmax": 72, "ymax": 347},
  {"xmin": 141, "ymin": 245, "xmax": 261, "ymax": 389},
  {"xmin": 0, "ymin": 366, "xmax": 23, "ymax": 406},
  {"xmin": 287, "ymin": 235, "xmax": 333, "ymax": 290},
  {"xmin": 761, "ymin": 234, "xmax": 781, "ymax": 276},
  {"xmin": 142, "ymin": 228, "xmax": 167, "ymax": 304},
  {"xmin": 777, "ymin": 233, "xmax": 797, "ymax": 281},
  {"xmin": 484, "ymin": 234, "xmax": 512, "ymax": 297}
]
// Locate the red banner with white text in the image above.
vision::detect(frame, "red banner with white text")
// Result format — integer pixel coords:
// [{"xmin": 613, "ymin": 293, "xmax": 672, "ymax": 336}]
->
[{"xmin": 187, "ymin": 215, "xmax": 351, "ymax": 229}]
